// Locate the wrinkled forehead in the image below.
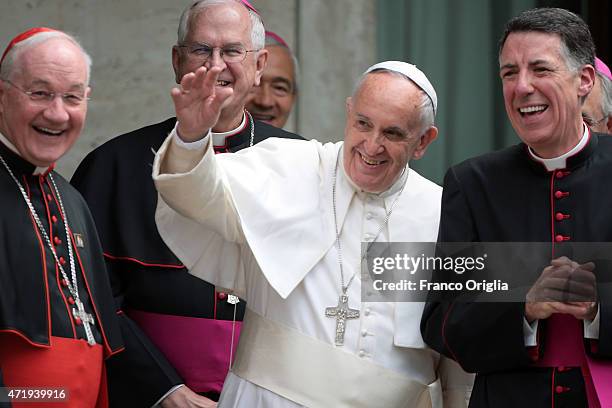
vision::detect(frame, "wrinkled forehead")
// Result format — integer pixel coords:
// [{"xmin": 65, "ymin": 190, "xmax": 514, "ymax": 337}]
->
[
  {"xmin": 187, "ymin": 3, "xmax": 252, "ymax": 45},
  {"xmin": 15, "ymin": 38, "xmax": 89, "ymax": 84}
]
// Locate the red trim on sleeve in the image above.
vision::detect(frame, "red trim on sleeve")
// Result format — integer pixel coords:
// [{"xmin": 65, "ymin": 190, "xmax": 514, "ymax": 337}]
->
[
  {"xmin": 441, "ymin": 301, "xmax": 463, "ymax": 367},
  {"xmin": 0, "ymin": 328, "xmax": 51, "ymax": 348},
  {"xmin": 103, "ymin": 252, "xmax": 185, "ymax": 269}
]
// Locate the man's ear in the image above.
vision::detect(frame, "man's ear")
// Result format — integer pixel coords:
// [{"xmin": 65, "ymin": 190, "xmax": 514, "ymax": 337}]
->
[
  {"xmin": 578, "ymin": 64, "xmax": 596, "ymax": 98},
  {"xmin": 345, "ymin": 97, "xmax": 352, "ymax": 116},
  {"xmin": 412, "ymin": 126, "xmax": 438, "ymax": 160},
  {"xmin": 253, "ymin": 49, "xmax": 269, "ymax": 87},
  {"xmin": 0, "ymin": 80, "xmax": 6, "ymax": 115},
  {"xmin": 171, "ymin": 46, "xmax": 182, "ymax": 84}
]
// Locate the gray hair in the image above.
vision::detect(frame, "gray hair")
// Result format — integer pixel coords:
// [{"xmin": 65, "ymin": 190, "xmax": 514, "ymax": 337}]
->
[
  {"xmin": 177, "ymin": 0, "xmax": 265, "ymax": 50},
  {"xmin": 0, "ymin": 31, "xmax": 92, "ymax": 85},
  {"xmin": 498, "ymin": 8, "xmax": 595, "ymax": 73},
  {"xmin": 265, "ymin": 34, "xmax": 299, "ymax": 94},
  {"xmin": 353, "ymin": 69, "xmax": 435, "ymax": 136},
  {"xmin": 599, "ymin": 72, "xmax": 612, "ymax": 118}
]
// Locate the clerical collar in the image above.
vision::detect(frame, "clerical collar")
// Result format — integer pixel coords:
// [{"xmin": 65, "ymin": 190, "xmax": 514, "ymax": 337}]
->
[
  {"xmin": 527, "ymin": 124, "xmax": 589, "ymax": 171},
  {"xmin": 0, "ymin": 131, "xmax": 52, "ymax": 175},
  {"xmin": 338, "ymin": 146, "xmax": 409, "ymax": 199},
  {"xmin": 211, "ymin": 112, "xmax": 247, "ymax": 149}
]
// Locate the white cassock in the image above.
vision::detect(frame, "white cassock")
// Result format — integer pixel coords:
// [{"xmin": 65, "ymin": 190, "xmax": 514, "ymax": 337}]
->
[{"xmin": 153, "ymin": 127, "xmax": 473, "ymax": 408}]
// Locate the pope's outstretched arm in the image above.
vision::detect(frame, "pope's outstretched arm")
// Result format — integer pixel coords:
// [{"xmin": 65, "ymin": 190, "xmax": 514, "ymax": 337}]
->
[
  {"xmin": 152, "ymin": 66, "xmax": 248, "ymax": 298},
  {"xmin": 153, "ymin": 65, "xmax": 242, "ymax": 240}
]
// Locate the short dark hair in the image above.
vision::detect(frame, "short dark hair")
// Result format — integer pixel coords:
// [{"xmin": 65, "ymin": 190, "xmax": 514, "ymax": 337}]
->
[{"xmin": 498, "ymin": 7, "xmax": 595, "ymax": 71}]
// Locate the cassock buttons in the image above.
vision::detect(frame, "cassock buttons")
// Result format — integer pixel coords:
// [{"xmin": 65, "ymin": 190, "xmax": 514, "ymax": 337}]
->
[
  {"xmin": 555, "ymin": 212, "xmax": 570, "ymax": 221},
  {"xmin": 555, "ymin": 171, "xmax": 570, "ymax": 179},
  {"xmin": 554, "ymin": 385, "xmax": 570, "ymax": 394},
  {"xmin": 554, "ymin": 190, "xmax": 570, "ymax": 199},
  {"xmin": 217, "ymin": 292, "xmax": 228, "ymax": 301},
  {"xmin": 361, "ymin": 329, "xmax": 368, "ymax": 337},
  {"xmin": 51, "ymin": 215, "xmax": 58, "ymax": 223},
  {"xmin": 75, "ymin": 317, "xmax": 82, "ymax": 325},
  {"xmin": 46, "ymin": 193, "xmax": 53, "ymax": 201},
  {"xmin": 68, "ymin": 296, "xmax": 75, "ymax": 305},
  {"xmin": 61, "ymin": 278, "xmax": 69, "ymax": 287},
  {"xmin": 358, "ymin": 350, "xmax": 366, "ymax": 357},
  {"xmin": 555, "ymin": 235, "xmax": 570, "ymax": 242},
  {"xmin": 59, "ymin": 256, "xmax": 66, "ymax": 265},
  {"xmin": 54, "ymin": 236, "xmax": 62, "ymax": 245}
]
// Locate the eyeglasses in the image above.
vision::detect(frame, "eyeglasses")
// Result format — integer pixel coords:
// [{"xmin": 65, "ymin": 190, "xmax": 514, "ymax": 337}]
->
[
  {"xmin": 1, "ymin": 78, "xmax": 89, "ymax": 107},
  {"xmin": 178, "ymin": 42, "xmax": 259, "ymax": 64}
]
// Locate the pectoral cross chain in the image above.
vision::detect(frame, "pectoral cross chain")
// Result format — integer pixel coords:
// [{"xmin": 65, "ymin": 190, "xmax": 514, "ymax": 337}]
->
[
  {"xmin": 325, "ymin": 294, "xmax": 360, "ymax": 346},
  {"xmin": 73, "ymin": 299, "xmax": 96, "ymax": 346}
]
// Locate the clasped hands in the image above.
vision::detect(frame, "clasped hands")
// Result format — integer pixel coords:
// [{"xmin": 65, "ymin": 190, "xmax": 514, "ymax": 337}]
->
[
  {"xmin": 525, "ymin": 256, "xmax": 598, "ymax": 322},
  {"xmin": 171, "ymin": 66, "xmax": 234, "ymax": 142}
]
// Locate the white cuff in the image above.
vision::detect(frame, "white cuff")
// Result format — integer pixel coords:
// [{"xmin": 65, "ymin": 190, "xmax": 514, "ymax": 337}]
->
[
  {"xmin": 584, "ymin": 304, "xmax": 600, "ymax": 340},
  {"xmin": 151, "ymin": 384, "xmax": 185, "ymax": 408},
  {"xmin": 173, "ymin": 123, "xmax": 211, "ymax": 150},
  {"xmin": 523, "ymin": 317, "xmax": 539, "ymax": 347}
]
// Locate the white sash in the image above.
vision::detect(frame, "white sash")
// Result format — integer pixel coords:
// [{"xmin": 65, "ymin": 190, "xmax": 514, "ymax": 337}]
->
[{"xmin": 231, "ymin": 309, "xmax": 434, "ymax": 408}]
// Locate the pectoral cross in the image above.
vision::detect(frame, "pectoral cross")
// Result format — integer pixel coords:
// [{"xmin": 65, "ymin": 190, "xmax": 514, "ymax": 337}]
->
[
  {"xmin": 325, "ymin": 294, "xmax": 360, "ymax": 346},
  {"xmin": 72, "ymin": 299, "xmax": 96, "ymax": 346}
]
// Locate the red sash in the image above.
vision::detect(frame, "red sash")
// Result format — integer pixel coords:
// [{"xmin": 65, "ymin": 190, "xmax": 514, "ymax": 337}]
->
[{"xmin": 0, "ymin": 333, "xmax": 107, "ymax": 407}]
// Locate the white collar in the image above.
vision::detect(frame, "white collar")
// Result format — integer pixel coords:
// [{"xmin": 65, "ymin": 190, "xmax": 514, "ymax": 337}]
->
[
  {"xmin": 0, "ymin": 131, "xmax": 51, "ymax": 175},
  {"xmin": 528, "ymin": 124, "xmax": 589, "ymax": 171},
  {"xmin": 211, "ymin": 112, "xmax": 247, "ymax": 148}
]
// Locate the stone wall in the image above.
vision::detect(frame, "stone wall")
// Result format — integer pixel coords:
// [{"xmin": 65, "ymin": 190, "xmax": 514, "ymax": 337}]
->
[{"xmin": 0, "ymin": 0, "xmax": 376, "ymax": 177}]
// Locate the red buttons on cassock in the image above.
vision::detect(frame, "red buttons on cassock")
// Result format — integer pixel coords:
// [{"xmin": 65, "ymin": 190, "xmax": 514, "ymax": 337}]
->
[
  {"xmin": 555, "ymin": 235, "xmax": 570, "ymax": 242},
  {"xmin": 555, "ymin": 171, "xmax": 571, "ymax": 179},
  {"xmin": 557, "ymin": 366, "xmax": 570, "ymax": 372},
  {"xmin": 59, "ymin": 256, "xmax": 66, "ymax": 265},
  {"xmin": 61, "ymin": 279, "xmax": 69, "ymax": 287},
  {"xmin": 555, "ymin": 385, "xmax": 570, "ymax": 394},
  {"xmin": 68, "ymin": 297, "xmax": 75, "ymax": 305},
  {"xmin": 555, "ymin": 212, "xmax": 570, "ymax": 221},
  {"xmin": 47, "ymin": 193, "xmax": 53, "ymax": 201},
  {"xmin": 554, "ymin": 190, "xmax": 570, "ymax": 199},
  {"xmin": 217, "ymin": 292, "xmax": 227, "ymax": 301},
  {"xmin": 51, "ymin": 215, "xmax": 58, "ymax": 223},
  {"xmin": 75, "ymin": 317, "xmax": 82, "ymax": 325},
  {"xmin": 54, "ymin": 236, "xmax": 62, "ymax": 245}
]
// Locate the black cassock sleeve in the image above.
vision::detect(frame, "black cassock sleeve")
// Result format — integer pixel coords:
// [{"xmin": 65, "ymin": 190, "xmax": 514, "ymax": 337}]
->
[
  {"xmin": 420, "ymin": 167, "xmax": 533, "ymax": 374},
  {"xmin": 72, "ymin": 151, "xmax": 182, "ymax": 408}
]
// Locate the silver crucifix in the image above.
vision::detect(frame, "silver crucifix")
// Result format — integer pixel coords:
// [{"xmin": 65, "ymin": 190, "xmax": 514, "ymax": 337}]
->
[
  {"xmin": 73, "ymin": 299, "xmax": 96, "ymax": 346},
  {"xmin": 325, "ymin": 294, "xmax": 360, "ymax": 346}
]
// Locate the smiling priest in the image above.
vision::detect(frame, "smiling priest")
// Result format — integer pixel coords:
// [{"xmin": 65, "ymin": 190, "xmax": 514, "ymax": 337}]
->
[
  {"xmin": 0, "ymin": 28, "xmax": 123, "ymax": 407},
  {"xmin": 153, "ymin": 60, "xmax": 473, "ymax": 408}
]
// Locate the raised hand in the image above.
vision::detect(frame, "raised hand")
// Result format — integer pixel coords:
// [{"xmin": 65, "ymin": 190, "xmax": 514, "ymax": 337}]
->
[{"xmin": 171, "ymin": 66, "xmax": 234, "ymax": 142}]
